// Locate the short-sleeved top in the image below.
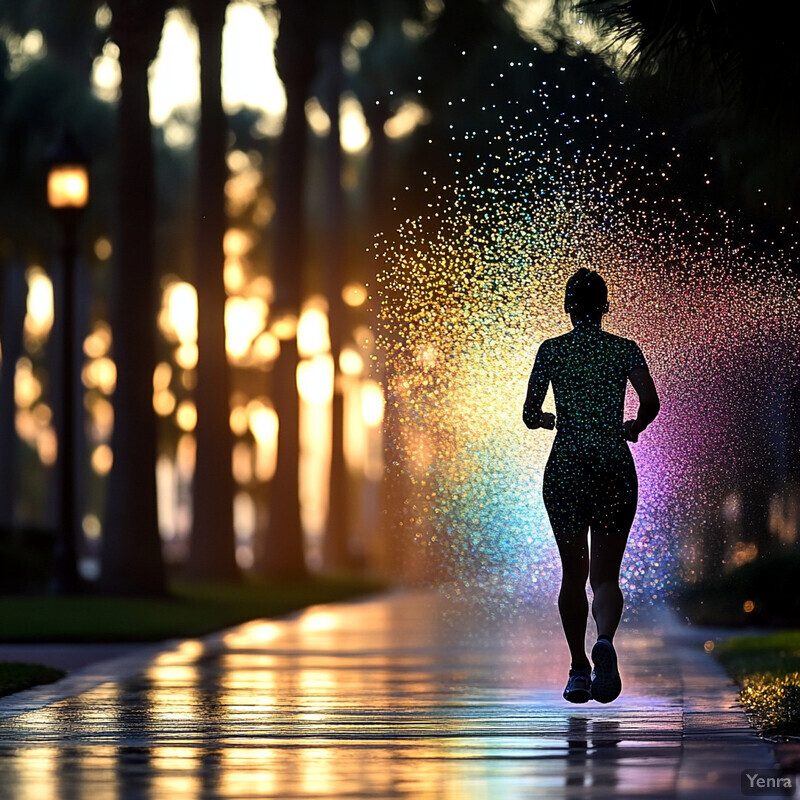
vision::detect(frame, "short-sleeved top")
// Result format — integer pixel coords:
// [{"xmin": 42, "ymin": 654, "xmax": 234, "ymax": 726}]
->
[{"xmin": 525, "ymin": 323, "xmax": 647, "ymax": 452}]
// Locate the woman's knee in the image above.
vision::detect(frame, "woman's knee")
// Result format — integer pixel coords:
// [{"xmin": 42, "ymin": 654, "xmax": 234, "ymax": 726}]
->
[
  {"xmin": 589, "ymin": 573, "xmax": 622, "ymax": 594},
  {"xmin": 561, "ymin": 559, "xmax": 590, "ymax": 586}
]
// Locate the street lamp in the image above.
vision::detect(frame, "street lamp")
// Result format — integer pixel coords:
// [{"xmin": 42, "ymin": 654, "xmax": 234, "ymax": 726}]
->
[{"xmin": 46, "ymin": 130, "xmax": 89, "ymax": 593}]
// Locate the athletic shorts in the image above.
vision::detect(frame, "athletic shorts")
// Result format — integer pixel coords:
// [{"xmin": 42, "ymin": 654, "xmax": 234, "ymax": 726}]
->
[{"xmin": 542, "ymin": 441, "xmax": 638, "ymax": 536}]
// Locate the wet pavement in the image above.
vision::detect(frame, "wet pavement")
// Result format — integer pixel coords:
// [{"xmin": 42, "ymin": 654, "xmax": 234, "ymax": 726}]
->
[{"xmin": 0, "ymin": 589, "xmax": 782, "ymax": 799}]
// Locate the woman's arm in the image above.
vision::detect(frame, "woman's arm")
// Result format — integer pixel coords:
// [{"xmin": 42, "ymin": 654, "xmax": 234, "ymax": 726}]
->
[
  {"xmin": 523, "ymin": 345, "xmax": 555, "ymax": 430},
  {"xmin": 624, "ymin": 366, "xmax": 660, "ymax": 442}
]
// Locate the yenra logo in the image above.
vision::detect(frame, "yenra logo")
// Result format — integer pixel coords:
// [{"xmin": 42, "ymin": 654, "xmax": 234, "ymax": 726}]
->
[{"xmin": 741, "ymin": 770, "xmax": 794, "ymax": 796}]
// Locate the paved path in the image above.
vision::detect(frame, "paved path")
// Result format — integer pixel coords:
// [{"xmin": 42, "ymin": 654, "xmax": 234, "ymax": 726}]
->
[{"xmin": 0, "ymin": 590, "xmax": 782, "ymax": 799}]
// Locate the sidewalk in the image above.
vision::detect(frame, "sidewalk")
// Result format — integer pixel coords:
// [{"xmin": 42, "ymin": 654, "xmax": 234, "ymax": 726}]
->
[{"xmin": 0, "ymin": 589, "xmax": 783, "ymax": 799}]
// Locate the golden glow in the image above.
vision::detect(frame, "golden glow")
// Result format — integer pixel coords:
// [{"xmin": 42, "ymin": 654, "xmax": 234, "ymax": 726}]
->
[
  {"xmin": 91, "ymin": 444, "xmax": 114, "ymax": 475},
  {"xmin": 223, "ymin": 227, "xmax": 252, "ymax": 257},
  {"xmin": 95, "ymin": 4, "xmax": 112, "ymax": 28},
  {"xmin": 229, "ymin": 404, "xmax": 250, "ymax": 436},
  {"xmin": 340, "ymin": 94, "xmax": 370, "ymax": 154},
  {"xmin": 175, "ymin": 342, "xmax": 199, "ymax": 370},
  {"xmin": 225, "ymin": 164, "xmax": 263, "ymax": 218},
  {"xmin": 769, "ymin": 490, "xmax": 798, "ymax": 544},
  {"xmin": 93, "ymin": 236, "xmax": 113, "ymax": 260},
  {"xmin": 349, "ymin": 20, "xmax": 374, "ymax": 48},
  {"xmin": 83, "ymin": 322, "xmax": 112, "ymax": 358},
  {"xmin": 297, "ymin": 300, "xmax": 330, "ymax": 358},
  {"xmin": 506, "ymin": 0, "xmax": 611, "ymax": 54},
  {"xmin": 9, "ymin": 747, "xmax": 60, "ymax": 800},
  {"xmin": 81, "ymin": 356, "xmax": 117, "ymax": 394},
  {"xmin": 221, "ymin": 2, "xmax": 285, "ymax": 117},
  {"xmin": 225, "ymin": 296, "xmax": 268, "ymax": 361},
  {"xmin": 86, "ymin": 395, "xmax": 114, "ymax": 441},
  {"xmin": 247, "ymin": 399, "xmax": 278, "ymax": 481},
  {"xmin": 161, "ymin": 281, "xmax": 198, "ymax": 345},
  {"xmin": 341, "ymin": 282, "xmax": 368, "ymax": 307},
  {"xmin": 343, "ymin": 375, "xmax": 366, "ymax": 472},
  {"xmin": 234, "ymin": 491, "xmax": 256, "ymax": 568},
  {"xmin": 305, "ymin": 97, "xmax": 330, "ymax": 136},
  {"xmin": 271, "ymin": 314, "xmax": 297, "ymax": 341},
  {"xmin": 37, "ymin": 426, "xmax": 58, "ymax": 466},
  {"xmin": 384, "ymin": 101, "xmax": 431, "ymax": 139},
  {"xmin": 176, "ymin": 400, "xmax": 198, "ymax": 432},
  {"xmin": 218, "ymin": 749, "xmax": 279, "ymax": 797},
  {"xmin": 153, "ymin": 362, "xmax": 173, "ymax": 392},
  {"xmin": 144, "ymin": 3, "xmax": 284, "ymax": 145},
  {"xmin": 153, "ymin": 389, "xmax": 177, "ymax": 417},
  {"xmin": 149, "ymin": 9, "xmax": 199, "ymax": 128},
  {"xmin": 250, "ymin": 275, "xmax": 274, "ymax": 302},
  {"xmin": 297, "ymin": 355, "xmax": 334, "ymax": 404},
  {"xmin": 176, "ymin": 433, "xmax": 196, "ymax": 476},
  {"xmin": 14, "ymin": 352, "xmax": 59, "ymax": 464},
  {"xmin": 150, "ymin": 746, "xmax": 202, "ymax": 798},
  {"xmin": 732, "ymin": 540, "xmax": 758, "ymax": 567},
  {"xmin": 298, "ymin": 610, "xmax": 338, "ymax": 633},
  {"xmin": 743, "ymin": 599, "xmax": 755, "ymax": 613},
  {"xmin": 24, "ymin": 267, "xmax": 54, "ymax": 341},
  {"xmin": 14, "ymin": 357, "xmax": 42, "ymax": 408},
  {"xmin": 232, "ymin": 441, "xmax": 253, "ymax": 485},
  {"xmin": 224, "ymin": 258, "xmax": 246, "ymax": 294},
  {"xmin": 361, "ymin": 380, "xmax": 385, "ymax": 427},
  {"xmin": 339, "ymin": 347, "xmax": 363, "ymax": 377},
  {"xmin": 47, "ymin": 165, "xmax": 89, "ymax": 208},
  {"xmin": 83, "ymin": 513, "xmax": 102, "ymax": 540},
  {"xmin": 247, "ymin": 400, "xmax": 278, "ymax": 443},
  {"xmin": 91, "ymin": 41, "xmax": 121, "ymax": 103},
  {"xmin": 93, "ymin": 2, "xmax": 287, "ymax": 138},
  {"xmin": 222, "ymin": 619, "xmax": 282, "ymax": 649},
  {"xmin": 4, "ymin": 28, "xmax": 46, "ymax": 74},
  {"xmin": 252, "ymin": 331, "xmax": 280, "ymax": 364}
]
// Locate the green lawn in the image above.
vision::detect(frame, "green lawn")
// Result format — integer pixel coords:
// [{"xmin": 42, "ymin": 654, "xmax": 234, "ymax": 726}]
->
[
  {"xmin": 715, "ymin": 631, "xmax": 800, "ymax": 738},
  {"xmin": 0, "ymin": 575, "xmax": 388, "ymax": 642},
  {"xmin": 0, "ymin": 662, "xmax": 65, "ymax": 697}
]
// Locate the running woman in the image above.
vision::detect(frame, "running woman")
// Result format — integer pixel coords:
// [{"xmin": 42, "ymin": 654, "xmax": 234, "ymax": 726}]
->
[{"xmin": 523, "ymin": 268, "xmax": 660, "ymax": 703}]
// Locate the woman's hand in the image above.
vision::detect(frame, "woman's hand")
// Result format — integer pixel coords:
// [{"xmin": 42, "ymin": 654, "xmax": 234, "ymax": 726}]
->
[
  {"xmin": 539, "ymin": 412, "xmax": 556, "ymax": 430},
  {"xmin": 523, "ymin": 409, "xmax": 555, "ymax": 429},
  {"xmin": 623, "ymin": 419, "xmax": 640, "ymax": 442}
]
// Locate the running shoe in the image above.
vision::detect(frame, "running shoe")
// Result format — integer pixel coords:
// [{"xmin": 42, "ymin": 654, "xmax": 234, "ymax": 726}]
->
[
  {"xmin": 563, "ymin": 668, "xmax": 592, "ymax": 703},
  {"xmin": 590, "ymin": 639, "xmax": 622, "ymax": 703}
]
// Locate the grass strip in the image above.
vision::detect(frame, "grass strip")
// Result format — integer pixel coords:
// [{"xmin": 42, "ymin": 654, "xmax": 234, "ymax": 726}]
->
[
  {"xmin": 0, "ymin": 662, "xmax": 65, "ymax": 698},
  {"xmin": 716, "ymin": 631, "xmax": 800, "ymax": 738},
  {"xmin": 0, "ymin": 575, "xmax": 387, "ymax": 643}
]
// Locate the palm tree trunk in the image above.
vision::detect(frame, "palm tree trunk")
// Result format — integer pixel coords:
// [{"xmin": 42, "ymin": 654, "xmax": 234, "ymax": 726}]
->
[
  {"xmin": 184, "ymin": 0, "xmax": 239, "ymax": 582},
  {"xmin": 0, "ymin": 259, "xmax": 26, "ymax": 532},
  {"xmin": 257, "ymin": 0, "xmax": 319, "ymax": 579},
  {"xmin": 320, "ymin": 35, "xmax": 351, "ymax": 572},
  {"xmin": 100, "ymin": 0, "xmax": 167, "ymax": 596}
]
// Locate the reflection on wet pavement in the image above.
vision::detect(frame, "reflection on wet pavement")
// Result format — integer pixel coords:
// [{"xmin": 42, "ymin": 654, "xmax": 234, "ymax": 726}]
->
[{"xmin": 0, "ymin": 592, "xmax": 768, "ymax": 798}]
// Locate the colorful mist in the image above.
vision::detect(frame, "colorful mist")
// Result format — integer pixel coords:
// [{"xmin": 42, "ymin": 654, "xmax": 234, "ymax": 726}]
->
[{"xmin": 376, "ymin": 61, "xmax": 800, "ymax": 609}]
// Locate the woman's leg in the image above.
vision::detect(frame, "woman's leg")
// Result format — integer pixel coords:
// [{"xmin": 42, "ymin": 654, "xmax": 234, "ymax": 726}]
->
[
  {"xmin": 544, "ymin": 451, "xmax": 593, "ymax": 670},
  {"xmin": 589, "ymin": 459, "xmax": 638, "ymax": 640},
  {"xmin": 554, "ymin": 525, "xmax": 591, "ymax": 670},
  {"xmin": 588, "ymin": 524, "xmax": 629, "ymax": 640}
]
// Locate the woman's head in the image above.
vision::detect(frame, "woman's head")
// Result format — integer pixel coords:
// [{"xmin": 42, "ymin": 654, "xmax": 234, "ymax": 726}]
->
[{"xmin": 564, "ymin": 268, "xmax": 609, "ymax": 320}]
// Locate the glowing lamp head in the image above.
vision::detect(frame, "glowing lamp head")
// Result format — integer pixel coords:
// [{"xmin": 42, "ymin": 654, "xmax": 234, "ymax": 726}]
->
[
  {"xmin": 46, "ymin": 131, "xmax": 89, "ymax": 210},
  {"xmin": 48, "ymin": 165, "xmax": 89, "ymax": 209}
]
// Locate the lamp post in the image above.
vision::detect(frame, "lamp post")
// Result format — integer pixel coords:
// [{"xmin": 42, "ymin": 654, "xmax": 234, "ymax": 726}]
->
[{"xmin": 46, "ymin": 130, "xmax": 89, "ymax": 594}]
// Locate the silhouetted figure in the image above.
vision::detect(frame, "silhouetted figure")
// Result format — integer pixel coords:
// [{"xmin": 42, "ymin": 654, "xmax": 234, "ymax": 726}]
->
[{"xmin": 523, "ymin": 269, "xmax": 660, "ymax": 703}]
